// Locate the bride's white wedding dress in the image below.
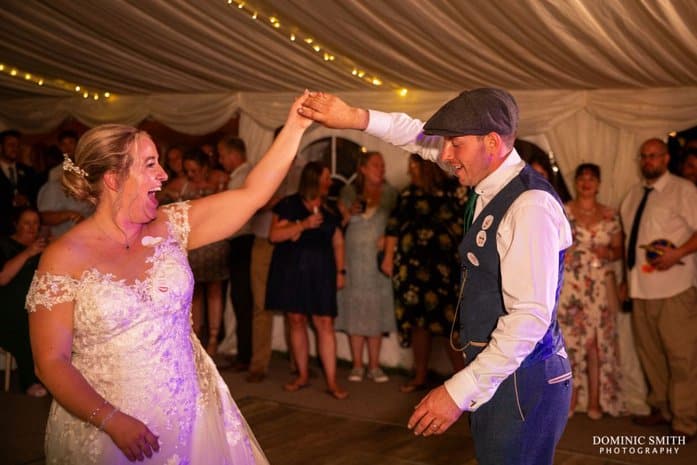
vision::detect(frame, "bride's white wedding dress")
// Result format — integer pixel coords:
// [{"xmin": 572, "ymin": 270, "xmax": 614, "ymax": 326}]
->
[{"xmin": 26, "ymin": 202, "xmax": 268, "ymax": 465}]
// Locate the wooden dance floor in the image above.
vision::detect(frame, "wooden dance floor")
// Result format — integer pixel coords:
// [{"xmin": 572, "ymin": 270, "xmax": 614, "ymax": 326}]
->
[{"xmin": 2, "ymin": 354, "xmax": 694, "ymax": 465}]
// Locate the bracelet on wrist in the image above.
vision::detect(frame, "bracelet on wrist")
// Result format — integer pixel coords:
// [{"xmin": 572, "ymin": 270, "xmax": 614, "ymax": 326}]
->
[
  {"xmin": 88, "ymin": 399, "xmax": 108, "ymax": 425},
  {"xmin": 98, "ymin": 407, "xmax": 119, "ymax": 431}
]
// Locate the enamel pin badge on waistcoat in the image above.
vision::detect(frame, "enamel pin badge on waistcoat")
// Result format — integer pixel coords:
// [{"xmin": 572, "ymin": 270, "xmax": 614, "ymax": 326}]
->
[{"xmin": 476, "ymin": 230, "xmax": 487, "ymax": 247}]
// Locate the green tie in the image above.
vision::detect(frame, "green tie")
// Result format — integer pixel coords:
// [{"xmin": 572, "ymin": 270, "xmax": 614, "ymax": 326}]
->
[{"xmin": 463, "ymin": 188, "xmax": 479, "ymax": 234}]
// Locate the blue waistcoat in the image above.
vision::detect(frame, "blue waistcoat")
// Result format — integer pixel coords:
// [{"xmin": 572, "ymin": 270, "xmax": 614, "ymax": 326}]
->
[{"xmin": 457, "ymin": 165, "xmax": 566, "ymax": 368}]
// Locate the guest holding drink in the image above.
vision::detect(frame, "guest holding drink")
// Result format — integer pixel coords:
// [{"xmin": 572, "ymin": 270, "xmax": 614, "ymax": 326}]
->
[
  {"xmin": 266, "ymin": 161, "xmax": 348, "ymax": 399},
  {"xmin": 336, "ymin": 151, "xmax": 397, "ymax": 383},
  {"xmin": 558, "ymin": 163, "xmax": 624, "ymax": 419},
  {"xmin": 0, "ymin": 207, "xmax": 48, "ymax": 396}
]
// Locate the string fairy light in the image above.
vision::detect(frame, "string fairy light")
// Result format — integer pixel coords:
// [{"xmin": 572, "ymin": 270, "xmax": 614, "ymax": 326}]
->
[
  {"xmin": 0, "ymin": 61, "xmax": 114, "ymax": 101},
  {"xmin": 227, "ymin": 0, "xmax": 407, "ymax": 96}
]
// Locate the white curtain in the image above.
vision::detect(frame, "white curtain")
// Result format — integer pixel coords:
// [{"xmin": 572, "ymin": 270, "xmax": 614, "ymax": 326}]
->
[
  {"xmin": 237, "ymin": 87, "xmax": 697, "ymax": 206},
  {"xmin": 3, "ymin": 87, "xmax": 696, "ymax": 203}
]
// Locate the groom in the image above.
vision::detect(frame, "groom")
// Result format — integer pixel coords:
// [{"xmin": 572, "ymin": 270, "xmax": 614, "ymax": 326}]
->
[{"xmin": 300, "ymin": 89, "xmax": 573, "ymax": 465}]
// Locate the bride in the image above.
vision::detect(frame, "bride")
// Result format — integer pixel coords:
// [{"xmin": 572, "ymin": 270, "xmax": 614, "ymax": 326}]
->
[{"xmin": 26, "ymin": 93, "xmax": 312, "ymax": 464}]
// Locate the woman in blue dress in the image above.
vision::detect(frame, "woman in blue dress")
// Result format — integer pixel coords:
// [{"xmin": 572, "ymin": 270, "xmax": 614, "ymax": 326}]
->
[
  {"xmin": 336, "ymin": 151, "xmax": 397, "ymax": 383},
  {"xmin": 266, "ymin": 161, "xmax": 348, "ymax": 399}
]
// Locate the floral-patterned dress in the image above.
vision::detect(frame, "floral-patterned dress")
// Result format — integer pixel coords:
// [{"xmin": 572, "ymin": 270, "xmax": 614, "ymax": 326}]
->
[
  {"xmin": 385, "ymin": 181, "xmax": 466, "ymax": 347},
  {"xmin": 178, "ymin": 182, "xmax": 230, "ymax": 283},
  {"xmin": 558, "ymin": 206, "xmax": 625, "ymax": 416}
]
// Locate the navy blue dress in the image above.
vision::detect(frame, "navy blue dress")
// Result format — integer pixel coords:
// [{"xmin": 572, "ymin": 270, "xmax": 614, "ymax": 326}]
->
[{"xmin": 265, "ymin": 194, "xmax": 340, "ymax": 316}]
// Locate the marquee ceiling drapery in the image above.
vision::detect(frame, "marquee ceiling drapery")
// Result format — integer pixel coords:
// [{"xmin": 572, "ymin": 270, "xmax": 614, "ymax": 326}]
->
[{"xmin": 1, "ymin": 0, "xmax": 696, "ymax": 205}]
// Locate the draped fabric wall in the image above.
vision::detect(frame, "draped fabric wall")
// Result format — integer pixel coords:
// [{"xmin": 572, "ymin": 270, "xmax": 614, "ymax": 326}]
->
[
  {"xmin": 242, "ymin": 87, "xmax": 697, "ymax": 206},
  {"xmin": 2, "ymin": 87, "xmax": 696, "ymax": 204}
]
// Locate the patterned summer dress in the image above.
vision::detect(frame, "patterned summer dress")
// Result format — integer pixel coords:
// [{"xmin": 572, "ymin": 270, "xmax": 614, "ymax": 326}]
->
[
  {"xmin": 385, "ymin": 182, "xmax": 466, "ymax": 347},
  {"xmin": 557, "ymin": 206, "xmax": 625, "ymax": 416}
]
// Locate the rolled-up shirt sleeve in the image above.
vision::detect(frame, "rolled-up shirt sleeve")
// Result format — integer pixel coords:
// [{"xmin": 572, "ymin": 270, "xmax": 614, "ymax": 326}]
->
[
  {"xmin": 443, "ymin": 191, "xmax": 572, "ymax": 410},
  {"xmin": 365, "ymin": 110, "xmax": 442, "ymax": 162}
]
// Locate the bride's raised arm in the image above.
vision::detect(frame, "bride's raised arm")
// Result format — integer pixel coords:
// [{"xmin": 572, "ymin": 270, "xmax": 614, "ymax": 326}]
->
[{"xmin": 186, "ymin": 91, "xmax": 312, "ymax": 250}]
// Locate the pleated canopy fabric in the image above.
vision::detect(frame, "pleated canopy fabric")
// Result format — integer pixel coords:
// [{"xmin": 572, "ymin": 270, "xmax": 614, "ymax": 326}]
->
[{"xmin": 1, "ymin": 0, "xmax": 696, "ymax": 204}]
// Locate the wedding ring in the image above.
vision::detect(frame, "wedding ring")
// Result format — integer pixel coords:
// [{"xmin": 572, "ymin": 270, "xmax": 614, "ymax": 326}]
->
[{"xmin": 431, "ymin": 423, "xmax": 439, "ymax": 430}]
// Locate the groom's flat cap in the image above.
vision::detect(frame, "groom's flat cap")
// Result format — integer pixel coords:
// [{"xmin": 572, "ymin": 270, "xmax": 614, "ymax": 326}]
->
[{"xmin": 423, "ymin": 88, "xmax": 519, "ymax": 137}]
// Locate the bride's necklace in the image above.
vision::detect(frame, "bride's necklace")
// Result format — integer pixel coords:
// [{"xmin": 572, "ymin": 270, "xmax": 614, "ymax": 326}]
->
[{"xmin": 94, "ymin": 218, "xmax": 142, "ymax": 250}]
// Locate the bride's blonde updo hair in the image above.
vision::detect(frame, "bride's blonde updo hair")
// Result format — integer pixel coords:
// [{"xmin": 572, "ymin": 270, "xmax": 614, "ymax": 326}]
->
[{"xmin": 63, "ymin": 124, "xmax": 144, "ymax": 205}]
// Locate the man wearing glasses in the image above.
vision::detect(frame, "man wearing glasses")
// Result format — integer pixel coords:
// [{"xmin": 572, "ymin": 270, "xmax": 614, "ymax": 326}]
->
[{"xmin": 619, "ymin": 137, "xmax": 697, "ymax": 441}]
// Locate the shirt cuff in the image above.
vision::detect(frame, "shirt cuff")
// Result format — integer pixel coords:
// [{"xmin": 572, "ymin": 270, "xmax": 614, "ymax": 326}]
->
[
  {"xmin": 444, "ymin": 366, "xmax": 486, "ymax": 412},
  {"xmin": 365, "ymin": 109, "xmax": 441, "ymax": 163},
  {"xmin": 365, "ymin": 109, "xmax": 391, "ymax": 137}
]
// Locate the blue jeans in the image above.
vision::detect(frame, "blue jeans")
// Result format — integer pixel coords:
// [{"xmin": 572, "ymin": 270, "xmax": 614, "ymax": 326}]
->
[{"xmin": 469, "ymin": 354, "xmax": 572, "ymax": 465}]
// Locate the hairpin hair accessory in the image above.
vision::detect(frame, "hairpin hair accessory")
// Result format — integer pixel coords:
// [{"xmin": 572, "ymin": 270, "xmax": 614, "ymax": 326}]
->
[{"xmin": 62, "ymin": 153, "xmax": 88, "ymax": 178}]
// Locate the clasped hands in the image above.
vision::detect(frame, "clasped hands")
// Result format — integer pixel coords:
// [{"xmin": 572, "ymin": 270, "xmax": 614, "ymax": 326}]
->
[{"xmin": 297, "ymin": 92, "xmax": 368, "ymax": 130}]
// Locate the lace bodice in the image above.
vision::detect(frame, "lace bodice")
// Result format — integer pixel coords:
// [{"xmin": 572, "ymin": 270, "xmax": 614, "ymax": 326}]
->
[
  {"xmin": 27, "ymin": 202, "xmax": 193, "ymax": 364},
  {"xmin": 25, "ymin": 202, "xmax": 262, "ymax": 465}
]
